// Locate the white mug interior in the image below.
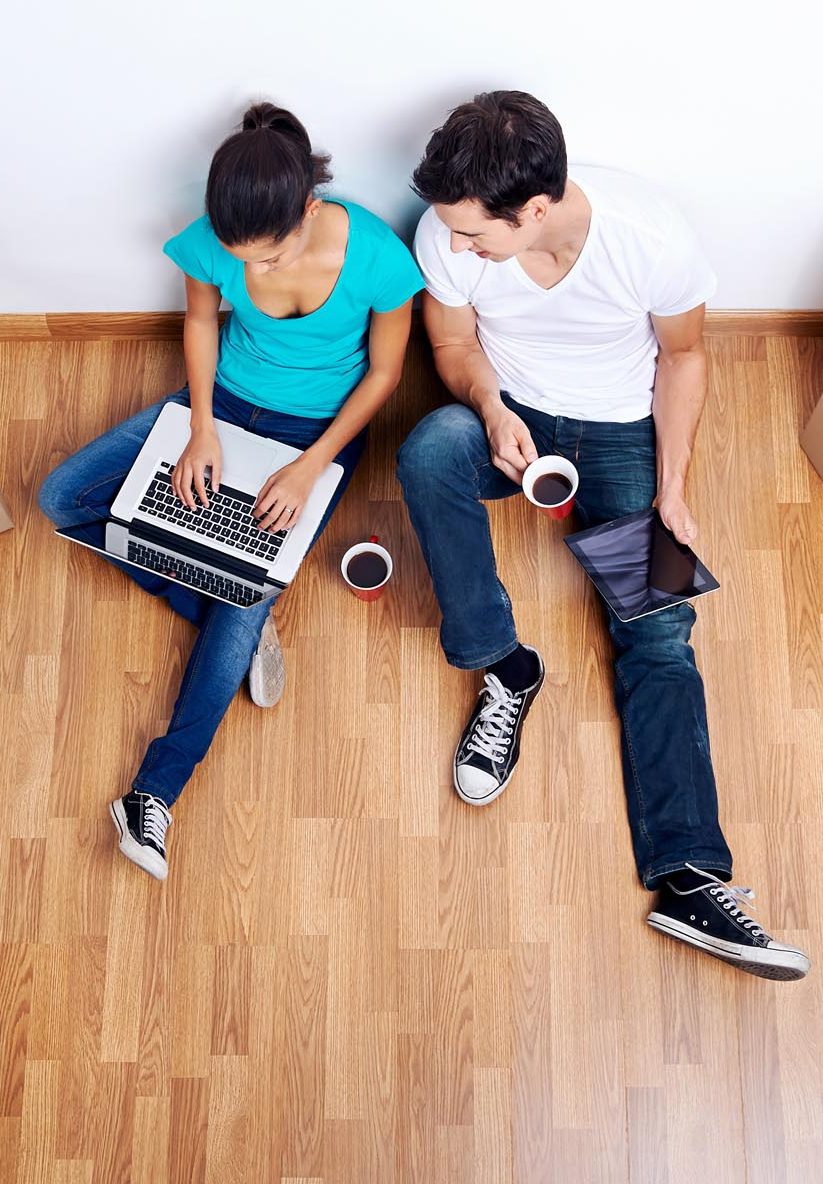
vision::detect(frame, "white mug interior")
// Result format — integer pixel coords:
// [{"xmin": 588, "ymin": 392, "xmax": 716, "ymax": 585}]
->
[
  {"xmin": 522, "ymin": 456, "xmax": 579, "ymax": 507},
  {"xmin": 341, "ymin": 542, "xmax": 393, "ymax": 590}
]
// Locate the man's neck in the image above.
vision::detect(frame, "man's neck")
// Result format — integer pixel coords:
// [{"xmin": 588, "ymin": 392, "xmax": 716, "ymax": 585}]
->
[{"xmin": 526, "ymin": 181, "xmax": 592, "ymax": 259}]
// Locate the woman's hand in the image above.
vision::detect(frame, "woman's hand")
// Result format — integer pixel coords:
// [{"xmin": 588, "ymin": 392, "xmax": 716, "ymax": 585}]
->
[
  {"xmin": 172, "ymin": 423, "xmax": 223, "ymax": 509},
  {"xmin": 253, "ymin": 455, "xmax": 324, "ymax": 532}
]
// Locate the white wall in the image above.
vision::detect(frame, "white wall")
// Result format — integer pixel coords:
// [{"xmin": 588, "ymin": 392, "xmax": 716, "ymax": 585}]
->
[{"xmin": 2, "ymin": 0, "xmax": 821, "ymax": 312}]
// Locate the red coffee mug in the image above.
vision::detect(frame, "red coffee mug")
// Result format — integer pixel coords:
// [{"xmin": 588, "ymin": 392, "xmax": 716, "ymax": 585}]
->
[{"xmin": 341, "ymin": 536, "xmax": 393, "ymax": 602}]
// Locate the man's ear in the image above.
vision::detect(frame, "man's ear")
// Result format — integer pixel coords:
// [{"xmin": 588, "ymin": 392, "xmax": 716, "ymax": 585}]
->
[{"xmin": 526, "ymin": 195, "xmax": 551, "ymax": 224}]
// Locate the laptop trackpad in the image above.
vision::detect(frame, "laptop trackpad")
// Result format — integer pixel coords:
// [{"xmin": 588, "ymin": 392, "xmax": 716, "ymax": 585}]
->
[{"xmin": 217, "ymin": 432, "xmax": 296, "ymax": 492}]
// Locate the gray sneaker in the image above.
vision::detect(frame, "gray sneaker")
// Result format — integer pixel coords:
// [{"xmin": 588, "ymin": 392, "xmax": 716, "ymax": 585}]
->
[{"xmin": 249, "ymin": 613, "xmax": 286, "ymax": 708}]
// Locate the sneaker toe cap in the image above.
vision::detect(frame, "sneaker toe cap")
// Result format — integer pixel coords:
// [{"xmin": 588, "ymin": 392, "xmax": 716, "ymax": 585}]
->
[
  {"xmin": 766, "ymin": 939, "xmax": 811, "ymax": 964},
  {"xmin": 455, "ymin": 764, "xmax": 499, "ymax": 802}
]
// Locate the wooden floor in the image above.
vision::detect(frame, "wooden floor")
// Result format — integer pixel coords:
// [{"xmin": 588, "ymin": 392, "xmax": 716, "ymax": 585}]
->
[{"xmin": 1, "ymin": 332, "xmax": 822, "ymax": 1183}]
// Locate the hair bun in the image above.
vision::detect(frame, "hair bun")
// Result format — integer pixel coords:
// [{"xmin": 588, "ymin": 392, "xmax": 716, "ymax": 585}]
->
[{"xmin": 242, "ymin": 102, "xmax": 306, "ymax": 142}]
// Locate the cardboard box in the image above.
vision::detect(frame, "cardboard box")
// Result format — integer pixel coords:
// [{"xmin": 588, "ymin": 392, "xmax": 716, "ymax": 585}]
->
[
  {"xmin": 801, "ymin": 394, "xmax": 823, "ymax": 479},
  {"xmin": 0, "ymin": 492, "xmax": 13, "ymax": 533}
]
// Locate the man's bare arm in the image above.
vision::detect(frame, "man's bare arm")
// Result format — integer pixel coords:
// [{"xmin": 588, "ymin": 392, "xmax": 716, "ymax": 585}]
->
[
  {"xmin": 650, "ymin": 303, "xmax": 709, "ymax": 543},
  {"xmin": 422, "ymin": 292, "xmax": 538, "ymax": 482}
]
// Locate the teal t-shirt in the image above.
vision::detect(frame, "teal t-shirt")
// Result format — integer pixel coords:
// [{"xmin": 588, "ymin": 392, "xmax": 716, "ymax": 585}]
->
[{"xmin": 163, "ymin": 199, "xmax": 424, "ymax": 417}]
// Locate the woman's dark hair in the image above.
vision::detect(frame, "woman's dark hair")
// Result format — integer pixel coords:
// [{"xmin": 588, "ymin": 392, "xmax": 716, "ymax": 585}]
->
[
  {"xmin": 206, "ymin": 102, "xmax": 332, "ymax": 245},
  {"xmin": 412, "ymin": 90, "xmax": 567, "ymax": 225}
]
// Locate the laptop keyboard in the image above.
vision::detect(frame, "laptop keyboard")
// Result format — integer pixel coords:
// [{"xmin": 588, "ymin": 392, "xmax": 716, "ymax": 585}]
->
[
  {"xmin": 127, "ymin": 540, "xmax": 264, "ymax": 606},
  {"xmin": 136, "ymin": 462, "xmax": 289, "ymax": 564}
]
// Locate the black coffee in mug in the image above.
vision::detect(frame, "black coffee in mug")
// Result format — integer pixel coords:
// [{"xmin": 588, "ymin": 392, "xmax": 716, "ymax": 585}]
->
[
  {"xmin": 533, "ymin": 473, "xmax": 573, "ymax": 506},
  {"xmin": 346, "ymin": 551, "xmax": 388, "ymax": 589}
]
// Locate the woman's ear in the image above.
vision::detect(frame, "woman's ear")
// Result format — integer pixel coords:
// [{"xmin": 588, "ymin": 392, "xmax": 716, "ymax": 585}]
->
[{"xmin": 305, "ymin": 197, "xmax": 323, "ymax": 220}]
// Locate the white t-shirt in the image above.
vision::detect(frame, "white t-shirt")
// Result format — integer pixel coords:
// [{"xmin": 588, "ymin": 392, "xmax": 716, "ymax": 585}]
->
[{"xmin": 413, "ymin": 165, "xmax": 716, "ymax": 423}]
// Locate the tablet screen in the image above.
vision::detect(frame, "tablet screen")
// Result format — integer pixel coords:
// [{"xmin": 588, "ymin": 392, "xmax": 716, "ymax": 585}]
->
[{"xmin": 564, "ymin": 509, "xmax": 719, "ymax": 622}]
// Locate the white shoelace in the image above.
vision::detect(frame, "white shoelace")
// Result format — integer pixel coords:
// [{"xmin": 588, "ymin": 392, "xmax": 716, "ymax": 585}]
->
[
  {"xmin": 466, "ymin": 675, "xmax": 523, "ymax": 763},
  {"xmin": 139, "ymin": 794, "xmax": 172, "ymax": 850},
  {"xmin": 675, "ymin": 862, "xmax": 764, "ymax": 937}
]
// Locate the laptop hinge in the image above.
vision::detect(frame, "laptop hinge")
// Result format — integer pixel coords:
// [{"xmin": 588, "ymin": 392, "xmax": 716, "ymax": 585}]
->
[{"xmin": 127, "ymin": 516, "xmax": 274, "ymax": 583}]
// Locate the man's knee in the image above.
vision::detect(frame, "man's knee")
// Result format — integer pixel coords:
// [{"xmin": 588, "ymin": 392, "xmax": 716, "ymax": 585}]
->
[
  {"xmin": 611, "ymin": 601, "xmax": 697, "ymax": 654},
  {"xmin": 397, "ymin": 404, "xmax": 483, "ymax": 493}
]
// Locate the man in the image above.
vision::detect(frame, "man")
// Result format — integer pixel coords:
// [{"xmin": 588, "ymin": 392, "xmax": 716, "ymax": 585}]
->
[{"xmin": 397, "ymin": 90, "xmax": 810, "ymax": 980}]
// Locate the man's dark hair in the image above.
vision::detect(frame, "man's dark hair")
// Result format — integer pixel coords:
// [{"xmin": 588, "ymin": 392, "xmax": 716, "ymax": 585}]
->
[
  {"xmin": 206, "ymin": 102, "xmax": 332, "ymax": 245},
  {"xmin": 412, "ymin": 90, "xmax": 567, "ymax": 225}
]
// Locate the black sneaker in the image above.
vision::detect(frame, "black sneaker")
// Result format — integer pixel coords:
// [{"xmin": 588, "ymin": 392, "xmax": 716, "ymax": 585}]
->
[
  {"xmin": 453, "ymin": 647, "xmax": 545, "ymax": 806},
  {"xmin": 109, "ymin": 790, "xmax": 172, "ymax": 881},
  {"xmin": 647, "ymin": 864, "xmax": 811, "ymax": 981}
]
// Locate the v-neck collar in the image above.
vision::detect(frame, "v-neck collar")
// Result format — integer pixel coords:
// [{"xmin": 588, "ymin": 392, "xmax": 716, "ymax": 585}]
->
[
  {"xmin": 509, "ymin": 178, "xmax": 597, "ymax": 297},
  {"xmin": 240, "ymin": 198, "xmax": 351, "ymax": 324}
]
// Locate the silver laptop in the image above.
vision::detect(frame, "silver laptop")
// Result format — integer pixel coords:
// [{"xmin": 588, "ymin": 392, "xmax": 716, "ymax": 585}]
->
[{"xmin": 56, "ymin": 401, "xmax": 344, "ymax": 608}]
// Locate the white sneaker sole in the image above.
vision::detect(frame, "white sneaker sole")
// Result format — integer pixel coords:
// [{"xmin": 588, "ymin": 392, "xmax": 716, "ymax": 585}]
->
[
  {"xmin": 248, "ymin": 621, "xmax": 286, "ymax": 709},
  {"xmin": 248, "ymin": 652, "xmax": 285, "ymax": 708},
  {"xmin": 647, "ymin": 913, "xmax": 810, "ymax": 981},
  {"xmin": 109, "ymin": 799, "xmax": 168, "ymax": 881}
]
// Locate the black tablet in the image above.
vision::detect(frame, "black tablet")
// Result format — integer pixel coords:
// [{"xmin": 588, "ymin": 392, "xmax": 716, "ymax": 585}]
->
[{"xmin": 564, "ymin": 508, "xmax": 719, "ymax": 622}]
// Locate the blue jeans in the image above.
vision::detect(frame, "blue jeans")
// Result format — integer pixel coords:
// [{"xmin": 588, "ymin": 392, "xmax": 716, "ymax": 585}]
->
[
  {"xmin": 38, "ymin": 382, "xmax": 365, "ymax": 806},
  {"xmin": 397, "ymin": 394, "xmax": 733, "ymax": 889}
]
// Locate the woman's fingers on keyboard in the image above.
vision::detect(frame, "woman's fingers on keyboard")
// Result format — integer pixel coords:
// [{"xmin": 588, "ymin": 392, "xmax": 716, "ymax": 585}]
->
[
  {"xmin": 193, "ymin": 467, "xmax": 209, "ymax": 509},
  {"xmin": 174, "ymin": 461, "xmax": 196, "ymax": 509}
]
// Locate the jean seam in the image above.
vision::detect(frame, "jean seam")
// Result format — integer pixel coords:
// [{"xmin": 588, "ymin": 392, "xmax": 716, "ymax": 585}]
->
[
  {"xmin": 167, "ymin": 610, "xmax": 220, "ymax": 727},
  {"xmin": 649, "ymin": 858, "xmax": 733, "ymax": 876},
  {"xmin": 403, "ymin": 469, "xmax": 439, "ymax": 589},
  {"xmin": 131, "ymin": 776, "xmax": 172, "ymax": 799},
  {"xmin": 135, "ymin": 605, "xmax": 220, "ymax": 786},
  {"xmin": 644, "ymin": 858, "xmax": 733, "ymax": 889},
  {"xmin": 615, "ymin": 659, "xmax": 655, "ymax": 877},
  {"xmin": 475, "ymin": 461, "xmax": 517, "ymax": 625}
]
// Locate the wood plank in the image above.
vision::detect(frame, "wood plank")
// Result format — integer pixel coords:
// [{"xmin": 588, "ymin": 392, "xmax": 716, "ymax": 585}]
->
[
  {"xmin": 0, "ymin": 944, "xmax": 33, "ymax": 1117},
  {"xmin": 170, "ymin": 1076, "xmax": 209, "ymax": 1184}
]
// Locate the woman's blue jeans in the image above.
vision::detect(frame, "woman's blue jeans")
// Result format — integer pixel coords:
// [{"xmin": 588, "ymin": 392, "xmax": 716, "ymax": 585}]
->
[
  {"xmin": 397, "ymin": 394, "xmax": 733, "ymax": 889},
  {"xmin": 38, "ymin": 383, "xmax": 365, "ymax": 806}
]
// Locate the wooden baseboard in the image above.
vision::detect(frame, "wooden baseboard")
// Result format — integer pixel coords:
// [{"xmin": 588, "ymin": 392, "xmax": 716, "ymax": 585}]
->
[
  {"xmin": 0, "ymin": 313, "xmax": 191, "ymax": 341},
  {"xmin": 1, "ymin": 308, "xmax": 822, "ymax": 341},
  {"xmin": 702, "ymin": 310, "xmax": 823, "ymax": 336}
]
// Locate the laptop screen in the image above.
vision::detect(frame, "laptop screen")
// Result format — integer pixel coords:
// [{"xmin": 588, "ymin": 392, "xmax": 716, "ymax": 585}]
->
[{"xmin": 56, "ymin": 518, "xmax": 283, "ymax": 609}]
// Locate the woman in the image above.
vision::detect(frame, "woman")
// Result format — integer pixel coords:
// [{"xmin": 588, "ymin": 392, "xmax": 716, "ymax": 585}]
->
[{"xmin": 38, "ymin": 102, "xmax": 423, "ymax": 881}]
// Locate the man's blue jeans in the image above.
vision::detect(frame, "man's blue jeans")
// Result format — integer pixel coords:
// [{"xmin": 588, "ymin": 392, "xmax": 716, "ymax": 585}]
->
[
  {"xmin": 397, "ymin": 394, "xmax": 733, "ymax": 889},
  {"xmin": 38, "ymin": 382, "xmax": 364, "ymax": 807}
]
